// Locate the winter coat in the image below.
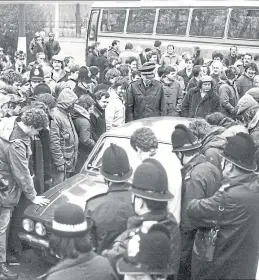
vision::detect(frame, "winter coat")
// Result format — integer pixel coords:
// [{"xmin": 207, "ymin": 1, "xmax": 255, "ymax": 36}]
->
[
  {"xmin": 90, "ymin": 102, "xmax": 106, "ymax": 142},
  {"xmin": 29, "ymin": 40, "xmax": 47, "ymax": 59},
  {"xmin": 236, "ymin": 73, "xmax": 255, "ymax": 98},
  {"xmin": 181, "ymin": 87, "xmax": 221, "ymax": 118},
  {"xmin": 94, "ymin": 55, "xmax": 109, "ymax": 83},
  {"xmin": 211, "ymin": 73, "xmax": 227, "ymax": 94},
  {"xmin": 178, "ymin": 68, "xmax": 193, "ymax": 89},
  {"xmin": 245, "ymin": 87, "xmax": 259, "ymax": 103},
  {"xmin": 72, "ymin": 105, "xmax": 95, "ymax": 173},
  {"xmin": 193, "ymin": 55, "xmax": 204, "ymax": 66},
  {"xmin": 0, "ymin": 117, "xmax": 36, "ymax": 207},
  {"xmin": 50, "ymin": 91, "xmax": 79, "ymax": 172},
  {"xmin": 178, "ymin": 154, "xmax": 221, "ymax": 280},
  {"xmin": 200, "ymin": 127, "xmax": 226, "ymax": 170},
  {"xmin": 74, "ymin": 82, "xmax": 95, "ymax": 98},
  {"xmin": 219, "ymin": 80, "xmax": 239, "ymax": 118},
  {"xmin": 161, "ymin": 79, "xmax": 183, "ymax": 116},
  {"xmin": 45, "ymin": 251, "xmax": 118, "ymax": 280},
  {"xmin": 186, "ymin": 76, "xmax": 198, "ymax": 92},
  {"xmin": 187, "ymin": 173, "xmax": 259, "ymax": 280},
  {"xmin": 86, "ymin": 50, "xmax": 98, "ymax": 67},
  {"xmin": 105, "ymin": 88, "xmax": 125, "ymax": 131},
  {"xmin": 107, "ymin": 48, "xmax": 120, "ymax": 59},
  {"xmin": 86, "ymin": 183, "xmax": 134, "ymax": 254},
  {"xmin": 45, "ymin": 39, "xmax": 61, "ymax": 61},
  {"xmin": 160, "ymin": 53, "xmax": 180, "ymax": 67},
  {"xmin": 125, "ymin": 79, "xmax": 166, "ymax": 122},
  {"xmin": 102, "ymin": 210, "xmax": 181, "ymax": 278},
  {"xmin": 51, "ymin": 70, "xmax": 69, "ymax": 84},
  {"xmin": 222, "ymin": 53, "xmax": 237, "ymax": 67}
]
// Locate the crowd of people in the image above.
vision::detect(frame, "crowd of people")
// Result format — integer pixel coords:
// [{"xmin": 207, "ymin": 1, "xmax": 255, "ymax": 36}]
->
[{"xmin": 0, "ymin": 37, "xmax": 258, "ymax": 280}]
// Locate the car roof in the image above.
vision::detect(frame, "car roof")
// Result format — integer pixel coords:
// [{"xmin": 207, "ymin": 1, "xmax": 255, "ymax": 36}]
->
[{"xmin": 104, "ymin": 116, "xmax": 192, "ymax": 144}]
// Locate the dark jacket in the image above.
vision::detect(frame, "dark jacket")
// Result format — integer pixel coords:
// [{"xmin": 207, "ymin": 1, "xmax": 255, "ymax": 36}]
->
[
  {"xmin": 178, "ymin": 68, "xmax": 193, "ymax": 90},
  {"xmin": 0, "ymin": 117, "xmax": 36, "ymax": 207},
  {"xmin": 86, "ymin": 183, "xmax": 134, "ymax": 253},
  {"xmin": 223, "ymin": 53, "xmax": 237, "ymax": 67},
  {"xmin": 181, "ymin": 87, "xmax": 221, "ymax": 118},
  {"xmin": 29, "ymin": 40, "xmax": 47, "ymax": 59},
  {"xmin": 201, "ymin": 127, "xmax": 226, "ymax": 170},
  {"xmin": 51, "ymin": 70, "xmax": 69, "ymax": 84},
  {"xmin": 45, "ymin": 39, "xmax": 61, "ymax": 61},
  {"xmin": 50, "ymin": 91, "xmax": 79, "ymax": 172},
  {"xmin": 236, "ymin": 73, "xmax": 255, "ymax": 98},
  {"xmin": 178, "ymin": 154, "xmax": 221, "ymax": 280},
  {"xmin": 86, "ymin": 50, "xmax": 98, "ymax": 67},
  {"xmin": 219, "ymin": 80, "xmax": 239, "ymax": 117},
  {"xmin": 74, "ymin": 82, "xmax": 95, "ymax": 98},
  {"xmin": 186, "ymin": 77, "xmax": 198, "ymax": 92},
  {"xmin": 193, "ymin": 55, "xmax": 204, "ymax": 66},
  {"xmin": 161, "ymin": 79, "xmax": 183, "ymax": 116},
  {"xmin": 94, "ymin": 55, "xmax": 109, "ymax": 83},
  {"xmin": 126, "ymin": 79, "xmax": 166, "ymax": 122},
  {"xmin": 45, "ymin": 251, "xmax": 118, "ymax": 280},
  {"xmin": 187, "ymin": 173, "xmax": 259, "ymax": 280},
  {"xmin": 103, "ymin": 210, "xmax": 181, "ymax": 278},
  {"xmin": 248, "ymin": 110, "xmax": 259, "ymax": 169},
  {"xmin": 72, "ymin": 105, "xmax": 95, "ymax": 173},
  {"xmin": 90, "ymin": 102, "xmax": 106, "ymax": 142}
]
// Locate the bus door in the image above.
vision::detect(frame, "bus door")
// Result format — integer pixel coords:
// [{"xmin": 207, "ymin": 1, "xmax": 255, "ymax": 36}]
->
[{"xmin": 86, "ymin": 9, "xmax": 100, "ymax": 61}]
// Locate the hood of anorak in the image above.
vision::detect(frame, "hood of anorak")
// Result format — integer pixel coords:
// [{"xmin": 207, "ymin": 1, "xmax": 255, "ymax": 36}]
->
[
  {"xmin": 201, "ymin": 127, "xmax": 226, "ymax": 152},
  {"xmin": 0, "ymin": 116, "xmax": 18, "ymax": 141},
  {"xmin": 248, "ymin": 110, "xmax": 259, "ymax": 131},
  {"xmin": 71, "ymin": 104, "xmax": 90, "ymax": 120},
  {"xmin": 222, "ymin": 124, "xmax": 248, "ymax": 138},
  {"xmin": 57, "ymin": 88, "xmax": 78, "ymax": 110}
]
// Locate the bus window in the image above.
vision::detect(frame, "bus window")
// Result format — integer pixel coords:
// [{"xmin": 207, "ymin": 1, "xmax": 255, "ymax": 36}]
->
[
  {"xmin": 101, "ymin": 9, "xmax": 126, "ymax": 32},
  {"xmin": 156, "ymin": 9, "xmax": 189, "ymax": 36},
  {"xmin": 190, "ymin": 9, "xmax": 228, "ymax": 38},
  {"xmin": 88, "ymin": 10, "xmax": 99, "ymax": 41},
  {"xmin": 228, "ymin": 9, "xmax": 259, "ymax": 40},
  {"xmin": 127, "ymin": 9, "xmax": 156, "ymax": 34}
]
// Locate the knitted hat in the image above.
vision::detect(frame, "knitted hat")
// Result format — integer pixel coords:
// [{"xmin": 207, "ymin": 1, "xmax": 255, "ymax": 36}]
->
[
  {"xmin": 78, "ymin": 66, "xmax": 91, "ymax": 81},
  {"xmin": 89, "ymin": 66, "xmax": 100, "ymax": 77},
  {"xmin": 34, "ymin": 83, "xmax": 51, "ymax": 95},
  {"xmin": 130, "ymin": 158, "xmax": 173, "ymax": 201},
  {"xmin": 221, "ymin": 132, "xmax": 257, "ymax": 171},
  {"xmin": 171, "ymin": 124, "xmax": 202, "ymax": 152},
  {"xmin": 101, "ymin": 143, "xmax": 133, "ymax": 182},
  {"xmin": 200, "ymin": 75, "xmax": 213, "ymax": 83},
  {"xmin": 29, "ymin": 66, "xmax": 44, "ymax": 82},
  {"xmin": 138, "ymin": 62, "xmax": 156, "ymax": 75},
  {"xmin": 51, "ymin": 203, "xmax": 88, "ymax": 237},
  {"xmin": 236, "ymin": 94, "xmax": 259, "ymax": 115},
  {"xmin": 117, "ymin": 223, "xmax": 173, "ymax": 275}
]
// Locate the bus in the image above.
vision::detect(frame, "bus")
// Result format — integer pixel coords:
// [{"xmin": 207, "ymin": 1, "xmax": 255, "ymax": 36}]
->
[{"xmin": 86, "ymin": 0, "xmax": 259, "ymax": 62}]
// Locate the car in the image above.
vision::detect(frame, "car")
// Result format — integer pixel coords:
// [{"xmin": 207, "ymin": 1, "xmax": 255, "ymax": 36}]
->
[{"xmin": 18, "ymin": 116, "xmax": 190, "ymax": 262}]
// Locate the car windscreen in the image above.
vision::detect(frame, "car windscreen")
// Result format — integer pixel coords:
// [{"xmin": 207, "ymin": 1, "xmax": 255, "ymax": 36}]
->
[{"xmin": 82, "ymin": 136, "xmax": 176, "ymax": 175}]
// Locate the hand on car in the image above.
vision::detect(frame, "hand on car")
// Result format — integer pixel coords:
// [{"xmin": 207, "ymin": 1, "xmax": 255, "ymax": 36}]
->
[{"xmin": 32, "ymin": 196, "xmax": 50, "ymax": 206}]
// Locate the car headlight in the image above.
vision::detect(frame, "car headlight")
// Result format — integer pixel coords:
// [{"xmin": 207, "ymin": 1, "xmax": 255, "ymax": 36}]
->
[
  {"xmin": 22, "ymin": 219, "xmax": 34, "ymax": 232},
  {"xmin": 35, "ymin": 222, "xmax": 47, "ymax": 237}
]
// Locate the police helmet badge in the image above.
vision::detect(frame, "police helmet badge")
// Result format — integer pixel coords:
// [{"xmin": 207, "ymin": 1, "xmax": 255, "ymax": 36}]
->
[{"xmin": 34, "ymin": 68, "xmax": 40, "ymax": 76}]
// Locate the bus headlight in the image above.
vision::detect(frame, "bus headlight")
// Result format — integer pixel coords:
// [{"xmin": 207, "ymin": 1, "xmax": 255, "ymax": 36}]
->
[
  {"xmin": 35, "ymin": 222, "xmax": 47, "ymax": 237},
  {"xmin": 22, "ymin": 219, "xmax": 34, "ymax": 232}
]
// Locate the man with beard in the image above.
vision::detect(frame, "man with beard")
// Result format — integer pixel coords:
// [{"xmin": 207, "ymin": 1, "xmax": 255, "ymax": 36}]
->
[
  {"xmin": 187, "ymin": 132, "xmax": 259, "ymax": 280},
  {"xmin": 126, "ymin": 62, "xmax": 166, "ymax": 122},
  {"xmin": 181, "ymin": 75, "xmax": 220, "ymax": 118}
]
